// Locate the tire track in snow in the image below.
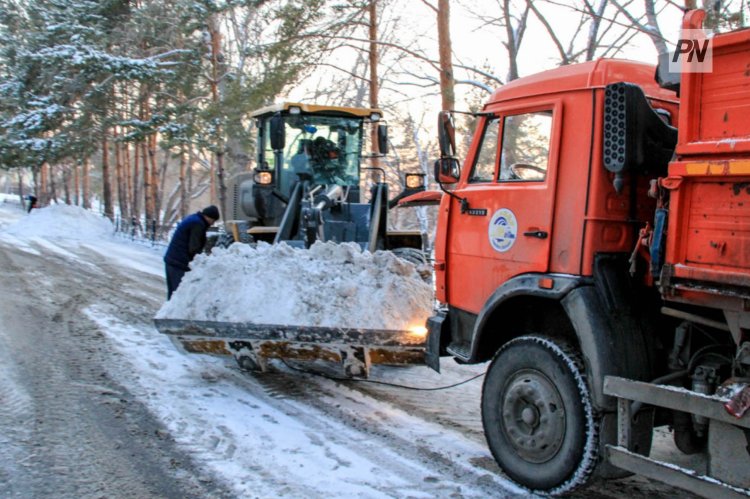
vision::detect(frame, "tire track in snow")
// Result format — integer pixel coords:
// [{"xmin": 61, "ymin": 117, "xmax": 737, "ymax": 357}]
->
[{"xmin": 0, "ymin": 237, "xmax": 233, "ymax": 499}]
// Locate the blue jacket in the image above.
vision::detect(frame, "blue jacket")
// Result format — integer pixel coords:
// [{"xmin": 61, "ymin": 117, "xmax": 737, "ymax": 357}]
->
[{"xmin": 164, "ymin": 212, "xmax": 210, "ymax": 270}]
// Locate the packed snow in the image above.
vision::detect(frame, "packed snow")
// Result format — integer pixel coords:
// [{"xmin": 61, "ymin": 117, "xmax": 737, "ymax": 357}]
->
[
  {"xmin": 157, "ymin": 241, "xmax": 434, "ymax": 331},
  {"xmin": 4, "ymin": 203, "xmax": 114, "ymax": 240}
]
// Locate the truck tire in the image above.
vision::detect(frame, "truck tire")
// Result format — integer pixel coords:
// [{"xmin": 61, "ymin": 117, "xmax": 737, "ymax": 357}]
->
[{"xmin": 481, "ymin": 335, "xmax": 598, "ymax": 495}]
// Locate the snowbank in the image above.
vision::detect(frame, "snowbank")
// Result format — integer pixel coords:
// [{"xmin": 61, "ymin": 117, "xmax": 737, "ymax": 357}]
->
[
  {"xmin": 156, "ymin": 241, "xmax": 434, "ymax": 331},
  {"xmin": 3, "ymin": 204, "xmax": 114, "ymax": 240}
]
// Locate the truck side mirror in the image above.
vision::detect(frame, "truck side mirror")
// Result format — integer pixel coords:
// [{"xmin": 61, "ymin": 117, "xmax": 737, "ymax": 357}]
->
[
  {"xmin": 434, "ymin": 158, "xmax": 460, "ymax": 184},
  {"xmin": 269, "ymin": 113, "xmax": 285, "ymax": 151},
  {"xmin": 437, "ymin": 111, "xmax": 456, "ymax": 158},
  {"xmin": 377, "ymin": 124, "xmax": 388, "ymax": 155}
]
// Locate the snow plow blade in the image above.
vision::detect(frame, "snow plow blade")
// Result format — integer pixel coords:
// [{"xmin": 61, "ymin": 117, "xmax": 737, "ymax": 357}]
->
[{"xmin": 154, "ymin": 318, "xmax": 428, "ymax": 378}]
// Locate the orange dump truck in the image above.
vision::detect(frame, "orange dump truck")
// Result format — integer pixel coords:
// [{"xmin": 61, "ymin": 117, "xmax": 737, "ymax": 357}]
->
[{"xmin": 421, "ymin": 10, "xmax": 750, "ymax": 496}]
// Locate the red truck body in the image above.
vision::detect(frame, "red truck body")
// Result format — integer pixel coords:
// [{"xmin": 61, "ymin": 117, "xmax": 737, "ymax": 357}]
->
[
  {"xmin": 662, "ymin": 14, "xmax": 750, "ymax": 322},
  {"xmin": 426, "ymin": 9, "xmax": 750, "ymax": 496}
]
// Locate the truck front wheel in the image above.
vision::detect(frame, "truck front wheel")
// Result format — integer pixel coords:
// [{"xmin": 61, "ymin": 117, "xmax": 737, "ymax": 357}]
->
[{"xmin": 481, "ymin": 335, "xmax": 599, "ymax": 495}]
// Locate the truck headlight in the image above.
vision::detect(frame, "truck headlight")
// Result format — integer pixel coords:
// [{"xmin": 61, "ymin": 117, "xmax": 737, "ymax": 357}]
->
[
  {"xmin": 405, "ymin": 173, "xmax": 425, "ymax": 190},
  {"xmin": 254, "ymin": 170, "xmax": 273, "ymax": 186}
]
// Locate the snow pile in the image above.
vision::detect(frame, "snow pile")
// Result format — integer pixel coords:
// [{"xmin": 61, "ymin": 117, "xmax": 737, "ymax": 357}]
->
[
  {"xmin": 3, "ymin": 204, "xmax": 113, "ymax": 240},
  {"xmin": 156, "ymin": 241, "xmax": 434, "ymax": 331}
]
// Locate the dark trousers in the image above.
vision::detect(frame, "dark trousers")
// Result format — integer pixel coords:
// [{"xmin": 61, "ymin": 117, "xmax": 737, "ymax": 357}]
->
[{"xmin": 165, "ymin": 263, "xmax": 187, "ymax": 300}]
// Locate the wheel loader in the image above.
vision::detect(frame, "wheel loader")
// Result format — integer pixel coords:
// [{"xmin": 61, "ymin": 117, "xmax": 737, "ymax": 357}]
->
[{"xmin": 155, "ymin": 103, "xmax": 430, "ymax": 377}]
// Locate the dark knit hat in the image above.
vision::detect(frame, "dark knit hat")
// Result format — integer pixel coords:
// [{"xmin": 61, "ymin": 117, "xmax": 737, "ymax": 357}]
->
[{"xmin": 201, "ymin": 205, "xmax": 220, "ymax": 220}]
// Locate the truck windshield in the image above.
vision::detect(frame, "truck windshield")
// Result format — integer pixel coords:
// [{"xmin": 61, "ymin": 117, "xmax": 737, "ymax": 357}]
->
[{"xmin": 263, "ymin": 115, "xmax": 363, "ymax": 195}]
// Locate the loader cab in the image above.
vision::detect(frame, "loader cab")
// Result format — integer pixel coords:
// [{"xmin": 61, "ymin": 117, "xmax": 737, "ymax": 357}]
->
[
  {"xmin": 225, "ymin": 103, "xmax": 425, "ymax": 252},
  {"xmin": 253, "ymin": 103, "xmax": 385, "ymax": 200},
  {"xmin": 223, "ymin": 104, "xmax": 381, "ymax": 235},
  {"xmin": 229, "ymin": 103, "xmax": 386, "ymax": 231}
]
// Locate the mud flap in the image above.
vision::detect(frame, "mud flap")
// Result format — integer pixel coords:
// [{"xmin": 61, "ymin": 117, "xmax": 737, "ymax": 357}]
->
[{"xmin": 425, "ymin": 312, "xmax": 447, "ymax": 373}]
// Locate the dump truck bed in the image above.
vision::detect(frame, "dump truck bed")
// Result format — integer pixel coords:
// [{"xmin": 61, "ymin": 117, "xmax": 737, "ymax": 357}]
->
[{"xmin": 154, "ymin": 318, "xmax": 428, "ymax": 377}]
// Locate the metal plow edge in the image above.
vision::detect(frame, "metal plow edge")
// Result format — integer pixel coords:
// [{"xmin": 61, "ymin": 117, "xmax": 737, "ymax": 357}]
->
[{"xmin": 154, "ymin": 318, "xmax": 428, "ymax": 378}]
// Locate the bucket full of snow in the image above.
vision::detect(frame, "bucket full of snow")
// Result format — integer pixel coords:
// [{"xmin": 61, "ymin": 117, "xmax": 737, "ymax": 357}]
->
[{"xmin": 154, "ymin": 241, "xmax": 434, "ymax": 377}]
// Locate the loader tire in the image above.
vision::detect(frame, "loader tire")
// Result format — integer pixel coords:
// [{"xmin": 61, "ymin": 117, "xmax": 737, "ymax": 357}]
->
[
  {"xmin": 390, "ymin": 247, "xmax": 427, "ymax": 266},
  {"xmin": 481, "ymin": 335, "xmax": 598, "ymax": 495},
  {"xmin": 236, "ymin": 355, "xmax": 260, "ymax": 372},
  {"xmin": 214, "ymin": 233, "xmax": 235, "ymax": 249},
  {"xmin": 391, "ymin": 247, "xmax": 432, "ymax": 282}
]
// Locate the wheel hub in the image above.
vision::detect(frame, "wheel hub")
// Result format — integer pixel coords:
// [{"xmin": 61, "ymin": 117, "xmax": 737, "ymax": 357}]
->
[{"xmin": 501, "ymin": 369, "xmax": 566, "ymax": 463}]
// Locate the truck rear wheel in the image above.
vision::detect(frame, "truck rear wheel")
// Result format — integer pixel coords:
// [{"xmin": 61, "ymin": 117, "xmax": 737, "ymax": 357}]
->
[{"xmin": 481, "ymin": 335, "xmax": 598, "ymax": 495}]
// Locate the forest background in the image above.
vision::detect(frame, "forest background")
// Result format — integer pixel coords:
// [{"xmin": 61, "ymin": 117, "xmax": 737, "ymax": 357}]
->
[{"xmin": 0, "ymin": 0, "xmax": 745, "ymax": 235}]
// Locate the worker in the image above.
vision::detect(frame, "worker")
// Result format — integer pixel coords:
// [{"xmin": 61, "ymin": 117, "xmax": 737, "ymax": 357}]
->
[
  {"xmin": 26, "ymin": 195, "xmax": 37, "ymax": 213},
  {"xmin": 163, "ymin": 205, "xmax": 220, "ymax": 299},
  {"xmin": 310, "ymin": 137, "xmax": 343, "ymax": 184}
]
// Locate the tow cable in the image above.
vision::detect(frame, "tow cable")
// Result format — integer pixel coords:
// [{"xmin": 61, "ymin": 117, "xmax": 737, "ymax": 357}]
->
[{"xmin": 276, "ymin": 359, "xmax": 486, "ymax": 391}]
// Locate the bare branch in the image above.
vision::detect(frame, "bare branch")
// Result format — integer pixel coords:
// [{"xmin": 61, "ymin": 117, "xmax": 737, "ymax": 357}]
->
[{"xmin": 418, "ymin": 0, "xmax": 438, "ymax": 13}]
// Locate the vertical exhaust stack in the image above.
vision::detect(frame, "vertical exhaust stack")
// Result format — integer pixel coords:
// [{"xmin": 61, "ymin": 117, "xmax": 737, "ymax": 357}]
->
[{"xmin": 602, "ymin": 82, "xmax": 678, "ymax": 193}]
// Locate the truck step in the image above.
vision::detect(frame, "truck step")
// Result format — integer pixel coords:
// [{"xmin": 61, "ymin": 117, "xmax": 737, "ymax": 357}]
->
[{"xmin": 606, "ymin": 446, "xmax": 750, "ymax": 499}]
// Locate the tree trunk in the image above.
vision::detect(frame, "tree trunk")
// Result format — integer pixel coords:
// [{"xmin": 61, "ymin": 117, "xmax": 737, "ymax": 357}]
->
[
  {"xmin": 179, "ymin": 147, "xmax": 188, "ymax": 219},
  {"xmin": 73, "ymin": 162, "xmax": 80, "ymax": 206},
  {"xmin": 187, "ymin": 147, "xmax": 195, "ymax": 214},
  {"xmin": 82, "ymin": 159, "xmax": 91, "ymax": 209},
  {"xmin": 131, "ymin": 142, "xmax": 140, "ymax": 221},
  {"xmin": 148, "ymin": 133, "xmax": 159, "ymax": 221},
  {"xmin": 585, "ymin": 0, "xmax": 608, "ymax": 61},
  {"xmin": 368, "ymin": 0, "xmax": 381, "ymax": 182},
  {"xmin": 31, "ymin": 166, "xmax": 39, "ymax": 206},
  {"xmin": 207, "ymin": 14, "xmax": 227, "ymax": 218},
  {"xmin": 40, "ymin": 163, "xmax": 48, "ymax": 206},
  {"xmin": 644, "ymin": 0, "xmax": 668, "ymax": 55},
  {"xmin": 62, "ymin": 165, "xmax": 71, "ymax": 205},
  {"xmin": 437, "ymin": 0, "xmax": 456, "ymax": 110},
  {"xmin": 142, "ymin": 141, "xmax": 152, "ymax": 222},
  {"xmin": 124, "ymin": 142, "xmax": 132, "ymax": 217},
  {"xmin": 48, "ymin": 164, "xmax": 58, "ymax": 204},
  {"xmin": 17, "ymin": 170, "xmax": 24, "ymax": 207},
  {"xmin": 503, "ymin": 0, "xmax": 520, "ymax": 82},
  {"xmin": 114, "ymin": 127, "xmax": 129, "ymax": 219},
  {"xmin": 102, "ymin": 135, "xmax": 114, "ymax": 220}
]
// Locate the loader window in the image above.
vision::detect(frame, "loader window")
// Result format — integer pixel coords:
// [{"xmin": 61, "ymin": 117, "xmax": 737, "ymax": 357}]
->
[
  {"xmin": 261, "ymin": 114, "xmax": 364, "ymax": 195},
  {"xmin": 469, "ymin": 117, "xmax": 500, "ymax": 183},
  {"xmin": 498, "ymin": 111, "xmax": 552, "ymax": 182}
]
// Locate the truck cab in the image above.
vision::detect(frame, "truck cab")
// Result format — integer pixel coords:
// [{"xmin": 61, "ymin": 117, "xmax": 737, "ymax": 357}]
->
[{"xmin": 432, "ymin": 60, "xmax": 677, "ymax": 364}]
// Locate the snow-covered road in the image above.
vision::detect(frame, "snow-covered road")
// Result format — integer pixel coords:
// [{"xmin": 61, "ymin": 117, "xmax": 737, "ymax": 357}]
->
[{"xmin": 0, "ymin": 201, "xmax": 694, "ymax": 498}]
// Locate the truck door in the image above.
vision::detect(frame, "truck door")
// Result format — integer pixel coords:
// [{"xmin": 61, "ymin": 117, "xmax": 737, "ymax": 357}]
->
[{"xmin": 445, "ymin": 105, "xmax": 560, "ymax": 314}]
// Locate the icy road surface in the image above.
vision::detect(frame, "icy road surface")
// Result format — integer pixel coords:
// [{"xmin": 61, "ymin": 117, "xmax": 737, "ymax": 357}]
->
[{"xmin": 0, "ymin": 201, "xmax": 697, "ymax": 498}]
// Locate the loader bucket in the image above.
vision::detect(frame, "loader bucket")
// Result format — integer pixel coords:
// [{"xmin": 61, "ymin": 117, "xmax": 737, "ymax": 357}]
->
[{"xmin": 153, "ymin": 318, "xmax": 428, "ymax": 378}]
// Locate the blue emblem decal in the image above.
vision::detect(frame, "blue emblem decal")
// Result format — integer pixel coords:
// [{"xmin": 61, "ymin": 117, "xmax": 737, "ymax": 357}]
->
[{"xmin": 488, "ymin": 208, "xmax": 518, "ymax": 252}]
